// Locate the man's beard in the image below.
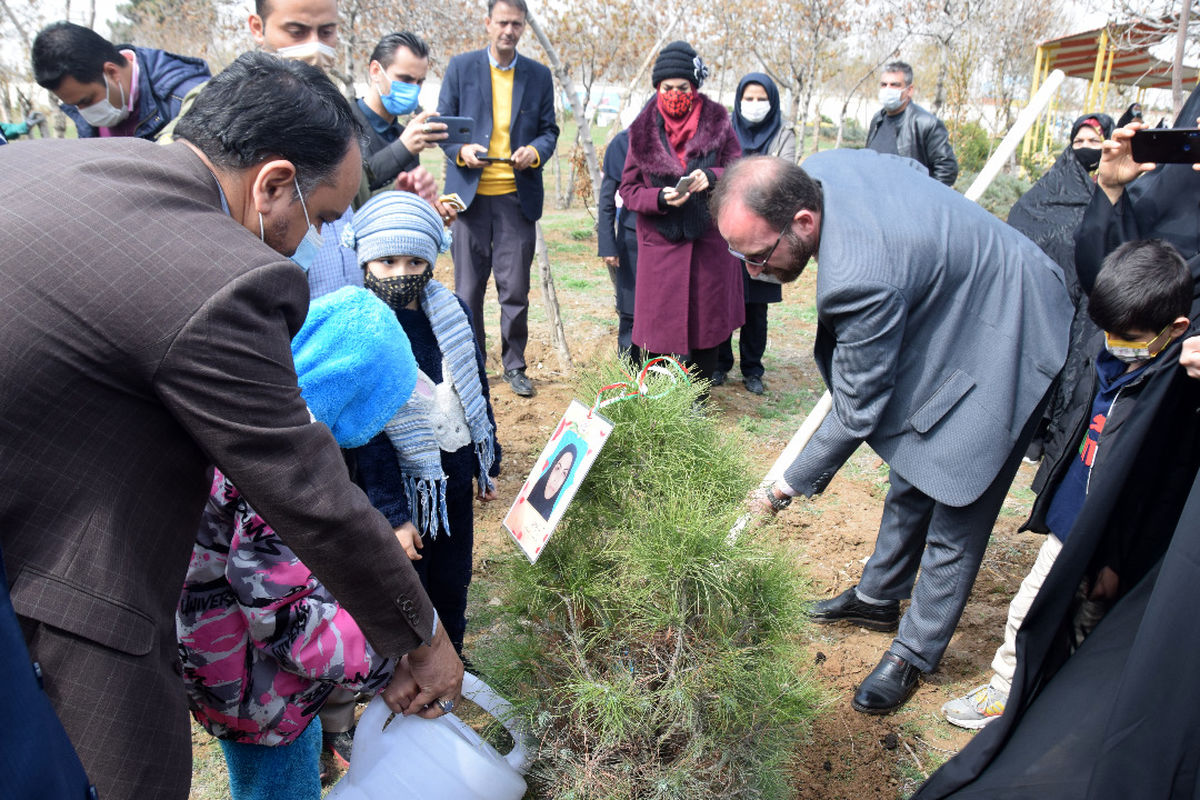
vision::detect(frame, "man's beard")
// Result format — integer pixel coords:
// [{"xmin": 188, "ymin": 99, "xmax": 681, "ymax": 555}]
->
[
  {"xmin": 261, "ymin": 212, "xmax": 298, "ymax": 258},
  {"xmin": 759, "ymin": 228, "xmax": 815, "ymax": 284}
]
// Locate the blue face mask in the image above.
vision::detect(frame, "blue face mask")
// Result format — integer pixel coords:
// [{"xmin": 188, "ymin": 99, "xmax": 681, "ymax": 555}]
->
[
  {"xmin": 259, "ymin": 177, "xmax": 323, "ymax": 272},
  {"xmin": 379, "ymin": 79, "xmax": 421, "ymax": 116}
]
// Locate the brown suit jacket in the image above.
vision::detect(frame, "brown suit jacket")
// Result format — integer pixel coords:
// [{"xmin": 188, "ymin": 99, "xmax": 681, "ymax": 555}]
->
[{"xmin": 0, "ymin": 138, "xmax": 436, "ymax": 798}]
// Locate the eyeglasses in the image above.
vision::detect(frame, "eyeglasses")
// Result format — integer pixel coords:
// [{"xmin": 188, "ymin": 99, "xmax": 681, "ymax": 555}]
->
[{"xmin": 727, "ymin": 226, "xmax": 788, "ymax": 268}]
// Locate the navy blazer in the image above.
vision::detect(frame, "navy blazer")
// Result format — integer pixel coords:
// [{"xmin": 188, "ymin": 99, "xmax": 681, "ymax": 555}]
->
[{"xmin": 437, "ymin": 48, "xmax": 559, "ymax": 222}]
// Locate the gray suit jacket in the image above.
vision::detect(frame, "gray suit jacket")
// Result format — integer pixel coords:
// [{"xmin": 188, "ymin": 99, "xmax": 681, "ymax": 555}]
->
[
  {"xmin": 783, "ymin": 149, "xmax": 1072, "ymax": 507},
  {"xmin": 0, "ymin": 138, "xmax": 435, "ymax": 796}
]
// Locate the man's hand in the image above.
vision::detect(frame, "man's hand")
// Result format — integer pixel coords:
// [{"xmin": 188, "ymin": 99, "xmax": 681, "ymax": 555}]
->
[
  {"xmin": 394, "ymin": 521, "xmax": 423, "ymax": 560},
  {"xmin": 511, "ymin": 145, "xmax": 538, "ymax": 170},
  {"xmin": 478, "ymin": 485, "xmax": 497, "ymax": 502},
  {"xmin": 459, "ymin": 143, "xmax": 488, "ymax": 168},
  {"xmin": 399, "ymin": 110, "xmax": 448, "ymax": 156},
  {"xmin": 433, "ymin": 199, "xmax": 458, "ymax": 225},
  {"xmin": 602, "ymin": 256, "xmax": 619, "ymax": 268},
  {"xmin": 402, "ymin": 624, "xmax": 464, "ymax": 718},
  {"xmin": 395, "ymin": 165, "xmax": 437, "ymax": 203},
  {"xmin": 1098, "ymin": 122, "xmax": 1155, "ymax": 205},
  {"xmin": 1181, "ymin": 335, "xmax": 1200, "ymax": 379}
]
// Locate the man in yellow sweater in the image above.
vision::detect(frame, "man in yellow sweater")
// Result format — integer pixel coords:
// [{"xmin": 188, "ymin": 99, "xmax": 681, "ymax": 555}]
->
[{"xmin": 438, "ymin": 0, "xmax": 559, "ymax": 397}]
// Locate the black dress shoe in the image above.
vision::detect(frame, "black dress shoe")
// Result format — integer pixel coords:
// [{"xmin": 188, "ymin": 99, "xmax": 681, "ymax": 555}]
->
[
  {"xmin": 710, "ymin": 369, "xmax": 727, "ymax": 387},
  {"xmin": 808, "ymin": 586, "xmax": 899, "ymax": 632},
  {"xmin": 743, "ymin": 375, "xmax": 764, "ymax": 395},
  {"xmin": 852, "ymin": 652, "xmax": 921, "ymax": 714},
  {"xmin": 503, "ymin": 368, "xmax": 535, "ymax": 397}
]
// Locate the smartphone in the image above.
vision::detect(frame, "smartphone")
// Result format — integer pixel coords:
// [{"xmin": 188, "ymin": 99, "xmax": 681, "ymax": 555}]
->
[
  {"xmin": 478, "ymin": 155, "xmax": 514, "ymax": 165},
  {"xmin": 673, "ymin": 175, "xmax": 694, "ymax": 194},
  {"xmin": 428, "ymin": 116, "xmax": 474, "ymax": 145},
  {"xmin": 1130, "ymin": 128, "xmax": 1200, "ymax": 163}
]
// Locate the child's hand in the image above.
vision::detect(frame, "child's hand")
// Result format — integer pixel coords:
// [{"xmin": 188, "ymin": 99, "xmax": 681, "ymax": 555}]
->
[{"xmin": 394, "ymin": 522, "xmax": 423, "ymax": 560}]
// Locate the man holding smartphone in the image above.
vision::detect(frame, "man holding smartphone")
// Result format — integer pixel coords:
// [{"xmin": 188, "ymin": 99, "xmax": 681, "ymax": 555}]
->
[{"xmin": 437, "ymin": 0, "xmax": 559, "ymax": 397}]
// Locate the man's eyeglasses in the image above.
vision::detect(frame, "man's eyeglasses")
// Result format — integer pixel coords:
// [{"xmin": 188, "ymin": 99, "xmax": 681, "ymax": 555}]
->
[{"xmin": 727, "ymin": 225, "xmax": 787, "ymax": 268}]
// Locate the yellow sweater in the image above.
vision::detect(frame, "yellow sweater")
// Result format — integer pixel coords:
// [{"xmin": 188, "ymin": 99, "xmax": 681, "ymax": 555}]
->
[{"xmin": 478, "ymin": 64, "xmax": 517, "ymax": 196}]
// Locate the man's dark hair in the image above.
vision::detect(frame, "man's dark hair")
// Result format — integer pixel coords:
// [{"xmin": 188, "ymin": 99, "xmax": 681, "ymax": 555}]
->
[
  {"xmin": 254, "ymin": 0, "xmax": 271, "ymax": 18},
  {"xmin": 32, "ymin": 21, "xmax": 125, "ymax": 92},
  {"xmin": 882, "ymin": 61, "xmax": 914, "ymax": 86},
  {"xmin": 1089, "ymin": 239, "xmax": 1193, "ymax": 334},
  {"xmin": 370, "ymin": 31, "xmax": 429, "ymax": 67},
  {"xmin": 174, "ymin": 52, "xmax": 363, "ymax": 195},
  {"xmin": 488, "ymin": 0, "xmax": 528, "ymax": 16},
  {"xmin": 710, "ymin": 155, "xmax": 823, "ymax": 230}
]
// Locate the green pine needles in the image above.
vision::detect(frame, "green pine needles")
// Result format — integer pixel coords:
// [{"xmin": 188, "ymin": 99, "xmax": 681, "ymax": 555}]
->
[{"xmin": 472, "ymin": 359, "xmax": 818, "ymax": 799}]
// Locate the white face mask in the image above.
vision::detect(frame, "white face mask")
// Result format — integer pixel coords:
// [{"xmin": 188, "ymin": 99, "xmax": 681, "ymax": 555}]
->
[
  {"xmin": 276, "ymin": 41, "xmax": 337, "ymax": 71},
  {"xmin": 77, "ymin": 74, "xmax": 129, "ymax": 128},
  {"xmin": 879, "ymin": 87, "xmax": 904, "ymax": 113},
  {"xmin": 740, "ymin": 99, "xmax": 771, "ymax": 124}
]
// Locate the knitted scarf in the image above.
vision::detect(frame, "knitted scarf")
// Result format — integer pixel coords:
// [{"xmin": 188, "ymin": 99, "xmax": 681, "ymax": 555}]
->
[{"xmin": 382, "ymin": 278, "xmax": 496, "ymax": 538}]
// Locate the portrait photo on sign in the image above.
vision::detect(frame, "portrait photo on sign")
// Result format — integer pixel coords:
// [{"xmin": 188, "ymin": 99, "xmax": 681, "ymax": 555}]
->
[{"xmin": 504, "ymin": 399, "xmax": 612, "ymax": 562}]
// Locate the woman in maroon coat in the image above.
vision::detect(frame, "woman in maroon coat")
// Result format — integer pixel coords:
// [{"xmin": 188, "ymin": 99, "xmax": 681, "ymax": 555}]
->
[{"xmin": 620, "ymin": 41, "xmax": 744, "ymax": 393}]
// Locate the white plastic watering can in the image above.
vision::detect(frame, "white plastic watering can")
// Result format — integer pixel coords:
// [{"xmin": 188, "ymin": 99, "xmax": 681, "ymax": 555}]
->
[{"xmin": 326, "ymin": 672, "xmax": 532, "ymax": 800}]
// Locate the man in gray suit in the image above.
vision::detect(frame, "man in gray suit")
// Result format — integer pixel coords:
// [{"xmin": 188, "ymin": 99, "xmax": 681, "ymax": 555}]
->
[
  {"xmin": 0, "ymin": 53, "xmax": 460, "ymax": 798},
  {"xmin": 713, "ymin": 151, "xmax": 1073, "ymax": 714}
]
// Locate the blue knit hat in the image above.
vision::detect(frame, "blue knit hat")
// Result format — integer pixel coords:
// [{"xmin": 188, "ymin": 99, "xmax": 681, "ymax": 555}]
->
[
  {"xmin": 340, "ymin": 190, "xmax": 452, "ymax": 268},
  {"xmin": 291, "ymin": 286, "xmax": 418, "ymax": 447}
]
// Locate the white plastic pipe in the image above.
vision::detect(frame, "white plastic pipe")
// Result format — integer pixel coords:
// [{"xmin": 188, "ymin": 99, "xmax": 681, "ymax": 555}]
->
[{"xmin": 965, "ymin": 68, "xmax": 1066, "ymax": 203}]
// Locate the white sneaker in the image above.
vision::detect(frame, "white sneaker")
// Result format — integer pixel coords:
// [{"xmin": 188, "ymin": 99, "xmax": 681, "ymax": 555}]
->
[{"xmin": 942, "ymin": 683, "xmax": 1007, "ymax": 730}]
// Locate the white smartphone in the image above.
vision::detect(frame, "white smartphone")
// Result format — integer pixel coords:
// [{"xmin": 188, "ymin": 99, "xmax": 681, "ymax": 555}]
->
[{"xmin": 673, "ymin": 175, "xmax": 694, "ymax": 194}]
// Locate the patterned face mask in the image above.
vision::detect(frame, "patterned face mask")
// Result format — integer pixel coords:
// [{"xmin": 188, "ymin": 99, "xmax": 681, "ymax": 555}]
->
[
  {"xmin": 364, "ymin": 265, "xmax": 433, "ymax": 310},
  {"xmin": 658, "ymin": 88, "xmax": 694, "ymax": 119}
]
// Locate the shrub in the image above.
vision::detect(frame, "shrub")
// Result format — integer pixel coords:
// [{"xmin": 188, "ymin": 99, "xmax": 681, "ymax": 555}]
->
[
  {"xmin": 472, "ymin": 359, "xmax": 817, "ymax": 800},
  {"xmin": 952, "ymin": 120, "xmax": 993, "ymax": 174}
]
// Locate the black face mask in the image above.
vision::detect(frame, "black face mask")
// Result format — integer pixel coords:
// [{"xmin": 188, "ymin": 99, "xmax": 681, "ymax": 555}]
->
[
  {"xmin": 364, "ymin": 266, "xmax": 432, "ymax": 310},
  {"xmin": 1074, "ymin": 146, "xmax": 1102, "ymax": 172}
]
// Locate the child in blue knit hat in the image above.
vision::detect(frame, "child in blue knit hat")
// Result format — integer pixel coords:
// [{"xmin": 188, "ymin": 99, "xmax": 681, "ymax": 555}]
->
[
  {"xmin": 342, "ymin": 190, "xmax": 501, "ymax": 657},
  {"xmin": 177, "ymin": 287, "xmax": 419, "ymax": 800}
]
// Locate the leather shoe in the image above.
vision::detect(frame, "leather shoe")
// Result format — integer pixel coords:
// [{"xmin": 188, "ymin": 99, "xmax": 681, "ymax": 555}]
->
[
  {"xmin": 743, "ymin": 375, "xmax": 764, "ymax": 395},
  {"xmin": 710, "ymin": 369, "xmax": 727, "ymax": 387},
  {"xmin": 808, "ymin": 586, "xmax": 899, "ymax": 632},
  {"xmin": 503, "ymin": 369, "xmax": 535, "ymax": 397},
  {"xmin": 852, "ymin": 653, "xmax": 921, "ymax": 714}
]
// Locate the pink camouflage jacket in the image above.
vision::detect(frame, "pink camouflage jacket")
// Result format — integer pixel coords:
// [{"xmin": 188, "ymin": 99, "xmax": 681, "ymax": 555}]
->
[{"xmin": 177, "ymin": 470, "xmax": 395, "ymax": 745}]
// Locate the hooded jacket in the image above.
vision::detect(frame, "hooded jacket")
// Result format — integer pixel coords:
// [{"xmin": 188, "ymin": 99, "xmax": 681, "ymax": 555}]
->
[{"xmin": 63, "ymin": 45, "xmax": 210, "ymax": 140}]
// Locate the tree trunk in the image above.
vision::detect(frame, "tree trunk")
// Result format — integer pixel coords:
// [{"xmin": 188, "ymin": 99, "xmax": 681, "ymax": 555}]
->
[
  {"xmin": 1172, "ymin": 1, "xmax": 1192, "ymax": 117},
  {"xmin": 536, "ymin": 222, "xmax": 573, "ymax": 373},
  {"xmin": 527, "ymin": 12, "xmax": 602, "ymax": 209},
  {"xmin": 790, "ymin": 89, "xmax": 805, "ymax": 157}
]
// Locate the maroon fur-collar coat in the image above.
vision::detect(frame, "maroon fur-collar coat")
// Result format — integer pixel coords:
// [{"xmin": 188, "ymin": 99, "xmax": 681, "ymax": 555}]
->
[{"xmin": 619, "ymin": 93, "xmax": 744, "ymax": 355}]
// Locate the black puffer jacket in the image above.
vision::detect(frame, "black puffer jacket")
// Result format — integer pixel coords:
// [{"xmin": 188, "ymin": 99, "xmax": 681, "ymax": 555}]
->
[{"xmin": 866, "ymin": 101, "xmax": 958, "ymax": 186}]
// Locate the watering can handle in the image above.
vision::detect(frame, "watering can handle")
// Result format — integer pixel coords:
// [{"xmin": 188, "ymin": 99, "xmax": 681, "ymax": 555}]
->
[{"xmin": 461, "ymin": 672, "xmax": 533, "ymax": 774}]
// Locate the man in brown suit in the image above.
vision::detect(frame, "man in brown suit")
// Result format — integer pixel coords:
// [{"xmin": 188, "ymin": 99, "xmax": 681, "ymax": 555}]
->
[{"xmin": 0, "ymin": 52, "xmax": 461, "ymax": 798}]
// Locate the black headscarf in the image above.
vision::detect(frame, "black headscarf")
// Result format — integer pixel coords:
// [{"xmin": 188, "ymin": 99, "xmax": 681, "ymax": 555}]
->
[{"xmin": 732, "ymin": 72, "xmax": 782, "ymax": 156}]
